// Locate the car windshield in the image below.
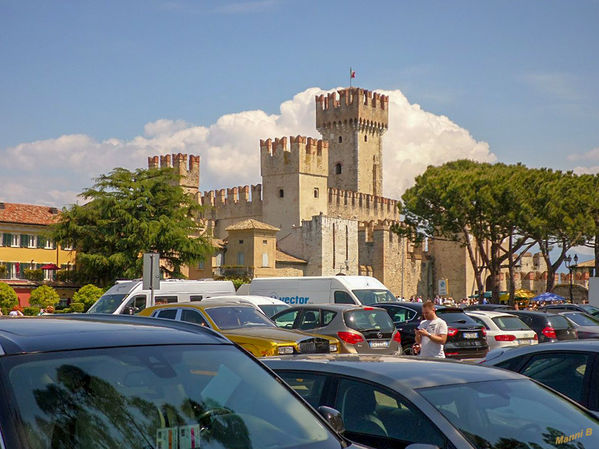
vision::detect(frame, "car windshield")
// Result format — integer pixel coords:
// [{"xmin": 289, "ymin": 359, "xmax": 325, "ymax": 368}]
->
[
  {"xmin": 352, "ymin": 289, "xmax": 396, "ymax": 305},
  {"xmin": 436, "ymin": 310, "xmax": 480, "ymax": 326},
  {"xmin": 419, "ymin": 379, "xmax": 599, "ymax": 449},
  {"xmin": 260, "ymin": 304, "xmax": 290, "ymax": 318},
  {"xmin": 546, "ymin": 315, "xmax": 571, "ymax": 329},
  {"xmin": 86, "ymin": 293, "xmax": 127, "ymax": 314},
  {"xmin": 491, "ymin": 316, "xmax": 530, "ymax": 331},
  {"xmin": 343, "ymin": 309, "xmax": 394, "ymax": 333},
  {"xmin": 2, "ymin": 345, "xmax": 340, "ymax": 449},
  {"xmin": 205, "ymin": 306, "xmax": 275, "ymax": 330},
  {"xmin": 581, "ymin": 305, "xmax": 599, "ymax": 317},
  {"xmin": 564, "ymin": 312, "xmax": 599, "ymax": 327}
]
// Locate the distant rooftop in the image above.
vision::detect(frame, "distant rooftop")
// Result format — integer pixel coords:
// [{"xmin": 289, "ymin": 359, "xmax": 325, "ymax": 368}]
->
[
  {"xmin": 225, "ymin": 219, "xmax": 279, "ymax": 232},
  {"xmin": 0, "ymin": 202, "xmax": 61, "ymax": 226}
]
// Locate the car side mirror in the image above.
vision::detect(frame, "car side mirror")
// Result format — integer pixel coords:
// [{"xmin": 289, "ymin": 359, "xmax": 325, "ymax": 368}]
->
[
  {"xmin": 405, "ymin": 445, "xmax": 441, "ymax": 449},
  {"xmin": 317, "ymin": 406, "xmax": 344, "ymax": 434}
]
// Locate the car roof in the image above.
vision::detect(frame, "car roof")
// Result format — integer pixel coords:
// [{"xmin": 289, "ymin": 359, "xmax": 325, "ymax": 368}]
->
[
  {"xmin": 262, "ymin": 354, "xmax": 524, "ymax": 389},
  {"xmin": 507, "ymin": 310, "xmax": 553, "ymax": 316},
  {"xmin": 466, "ymin": 310, "xmax": 518, "ymax": 318},
  {"xmin": 283, "ymin": 304, "xmax": 383, "ymax": 311},
  {"xmin": 145, "ymin": 301, "xmax": 256, "ymax": 312},
  {"xmin": 0, "ymin": 315, "xmax": 231, "ymax": 355},
  {"xmin": 485, "ymin": 339, "xmax": 599, "ymax": 362}
]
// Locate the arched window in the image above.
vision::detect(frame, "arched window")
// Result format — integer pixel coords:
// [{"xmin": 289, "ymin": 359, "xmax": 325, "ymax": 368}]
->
[
  {"xmin": 364, "ymin": 134, "xmax": 368, "ymax": 142},
  {"xmin": 314, "ymin": 188, "xmax": 319, "ymax": 198},
  {"xmin": 335, "ymin": 163, "xmax": 342, "ymax": 174},
  {"xmin": 338, "ymin": 136, "xmax": 342, "ymax": 143}
]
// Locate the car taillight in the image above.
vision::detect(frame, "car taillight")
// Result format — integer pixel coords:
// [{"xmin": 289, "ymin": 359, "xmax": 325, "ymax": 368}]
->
[
  {"xmin": 447, "ymin": 327, "xmax": 458, "ymax": 337},
  {"xmin": 363, "ymin": 307, "xmax": 373, "ymax": 310},
  {"xmin": 494, "ymin": 334, "xmax": 516, "ymax": 342},
  {"xmin": 393, "ymin": 331, "xmax": 401, "ymax": 344},
  {"xmin": 337, "ymin": 331, "xmax": 365, "ymax": 345},
  {"xmin": 533, "ymin": 334, "xmax": 538, "ymax": 340},
  {"xmin": 542, "ymin": 327, "xmax": 557, "ymax": 339},
  {"xmin": 480, "ymin": 328, "xmax": 487, "ymax": 337}
]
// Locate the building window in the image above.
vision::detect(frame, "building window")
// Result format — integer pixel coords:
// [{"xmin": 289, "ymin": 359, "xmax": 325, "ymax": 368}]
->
[
  {"xmin": 20, "ymin": 235, "xmax": 30, "ymax": 248},
  {"xmin": 335, "ymin": 163, "xmax": 342, "ymax": 175},
  {"xmin": 314, "ymin": 188, "xmax": 319, "ymax": 198},
  {"xmin": 62, "ymin": 242, "xmax": 73, "ymax": 251},
  {"xmin": 237, "ymin": 252, "xmax": 245, "ymax": 266},
  {"xmin": 11, "ymin": 234, "xmax": 19, "ymax": 247},
  {"xmin": 279, "ymin": 189, "xmax": 284, "ymax": 198},
  {"xmin": 364, "ymin": 134, "xmax": 368, "ymax": 142},
  {"xmin": 198, "ymin": 260, "xmax": 205, "ymax": 269},
  {"xmin": 338, "ymin": 136, "xmax": 342, "ymax": 143},
  {"xmin": 239, "ymin": 240, "xmax": 244, "ymax": 244},
  {"xmin": 1, "ymin": 233, "xmax": 10, "ymax": 247},
  {"xmin": 263, "ymin": 240, "xmax": 268, "ymax": 245},
  {"xmin": 262, "ymin": 253, "xmax": 269, "ymax": 267},
  {"xmin": 215, "ymin": 253, "xmax": 223, "ymax": 267}
]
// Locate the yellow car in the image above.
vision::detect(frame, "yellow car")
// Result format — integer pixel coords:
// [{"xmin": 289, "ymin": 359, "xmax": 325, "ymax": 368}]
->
[{"xmin": 138, "ymin": 302, "xmax": 340, "ymax": 357}]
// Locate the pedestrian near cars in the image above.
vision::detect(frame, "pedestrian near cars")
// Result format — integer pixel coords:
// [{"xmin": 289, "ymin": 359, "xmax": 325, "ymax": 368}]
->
[
  {"xmin": 413, "ymin": 301, "xmax": 448, "ymax": 358},
  {"xmin": 8, "ymin": 307, "xmax": 24, "ymax": 317}
]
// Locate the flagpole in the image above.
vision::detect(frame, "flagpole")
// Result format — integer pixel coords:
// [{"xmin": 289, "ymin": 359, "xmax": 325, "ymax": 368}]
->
[{"xmin": 349, "ymin": 67, "xmax": 352, "ymax": 88}]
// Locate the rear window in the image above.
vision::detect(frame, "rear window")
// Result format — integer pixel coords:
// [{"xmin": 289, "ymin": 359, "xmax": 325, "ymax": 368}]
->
[
  {"xmin": 436, "ymin": 310, "xmax": 480, "ymax": 326},
  {"xmin": 546, "ymin": 315, "xmax": 571, "ymax": 329},
  {"xmin": 564, "ymin": 312, "xmax": 599, "ymax": 327},
  {"xmin": 491, "ymin": 316, "xmax": 530, "ymax": 331},
  {"xmin": 343, "ymin": 309, "xmax": 394, "ymax": 333},
  {"xmin": 581, "ymin": 305, "xmax": 599, "ymax": 317}
]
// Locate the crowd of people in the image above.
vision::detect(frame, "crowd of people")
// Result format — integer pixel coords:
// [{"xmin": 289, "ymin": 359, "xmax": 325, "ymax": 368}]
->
[{"xmin": 396, "ymin": 294, "xmax": 583, "ymax": 310}]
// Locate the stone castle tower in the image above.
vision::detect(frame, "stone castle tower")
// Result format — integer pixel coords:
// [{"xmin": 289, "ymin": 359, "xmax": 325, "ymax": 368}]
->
[
  {"xmin": 148, "ymin": 153, "xmax": 200, "ymax": 196},
  {"xmin": 260, "ymin": 136, "xmax": 329, "ymax": 234},
  {"xmin": 316, "ymin": 88, "xmax": 389, "ymax": 197}
]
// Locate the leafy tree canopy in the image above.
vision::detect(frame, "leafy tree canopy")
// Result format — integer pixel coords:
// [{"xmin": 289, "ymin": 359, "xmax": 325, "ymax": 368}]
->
[
  {"xmin": 0, "ymin": 283, "xmax": 18, "ymax": 312},
  {"xmin": 72, "ymin": 284, "xmax": 104, "ymax": 311},
  {"xmin": 29, "ymin": 285, "xmax": 60, "ymax": 308},
  {"xmin": 49, "ymin": 167, "xmax": 212, "ymax": 287}
]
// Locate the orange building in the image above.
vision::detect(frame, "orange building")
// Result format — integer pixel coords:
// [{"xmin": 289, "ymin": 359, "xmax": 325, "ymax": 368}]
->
[{"xmin": 0, "ymin": 202, "xmax": 76, "ymax": 307}]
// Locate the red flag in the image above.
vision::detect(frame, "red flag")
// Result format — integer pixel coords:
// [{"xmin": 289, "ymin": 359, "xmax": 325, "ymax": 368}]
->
[{"xmin": 350, "ymin": 70, "xmax": 356, "ymax": 78}]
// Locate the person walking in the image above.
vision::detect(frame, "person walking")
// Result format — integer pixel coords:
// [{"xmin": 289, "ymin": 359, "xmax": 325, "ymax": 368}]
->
[{"xmin": 412, "ymin": 301, "xmax": 448, "ymax": 358}]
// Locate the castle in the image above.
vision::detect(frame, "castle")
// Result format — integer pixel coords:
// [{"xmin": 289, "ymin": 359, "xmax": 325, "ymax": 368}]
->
[{"xmin": 148, "ymin": 87, "xmax": 433, "ymax": 297}]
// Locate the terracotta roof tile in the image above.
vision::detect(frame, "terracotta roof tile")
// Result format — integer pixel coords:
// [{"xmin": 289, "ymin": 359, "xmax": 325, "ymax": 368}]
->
[
  {"xmin": 276, "ymin": 249, "xmax": 307, "ymax": 264},
  {"xmin": 0, "ymin": 202, "xmax": 61, "ymax": 226},
  {"xmin": 225, "ymin": 219, "xmax": 280, "ymax": 232}
]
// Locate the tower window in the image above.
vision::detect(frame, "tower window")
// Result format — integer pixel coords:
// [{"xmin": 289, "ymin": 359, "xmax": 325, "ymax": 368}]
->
[
  {"xmin": 279, "ymin": 189, "xmax": 284, "ymax": 198},
  {"xmin": 364, "ymin": 134, "xmax": 368, "ymax": 142},
  {"xmin": 335, "ymin": 163, "xmax": 342, "ymax": 174},
  {"xmin": 314, "ymin": 188, "xmax": 319, "ymax": 198},
  {"xmin": 338, "ymin": 136, "xmax": 342, "ymax": 143}
]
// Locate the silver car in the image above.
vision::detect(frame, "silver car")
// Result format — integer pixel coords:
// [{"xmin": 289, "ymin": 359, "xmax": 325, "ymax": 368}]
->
[{"xmin": 271, "ymin": 304, "xmax": 402, "ymax": 355}]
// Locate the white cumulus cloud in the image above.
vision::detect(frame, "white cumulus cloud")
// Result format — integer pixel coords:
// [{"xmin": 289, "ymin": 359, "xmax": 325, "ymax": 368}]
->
[{"xmin": 0, "ymin": 86, "xmax": 495, "ymax": 206}]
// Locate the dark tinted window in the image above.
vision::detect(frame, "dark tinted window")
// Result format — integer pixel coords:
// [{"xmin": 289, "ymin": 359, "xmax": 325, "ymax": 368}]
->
[
  {"xmin": 343, "ymin": 309, "xmax": 394, "ymax": 333},
  {"xmin": 298, "ymin": 309, "xmax": 321, "ymax": 330},
  {"xmin": 334, "ymin": 378, "xmax": 446, "ymax": 446},
  {"xmin": 386, "ymin": 306, "xmax": 416, "ymax": 323},
  {"xmin": 156, "ymin": 309, "xmax": 178, "ymax": 320},
  {"xmin": 155, "ymin": 296, "xmax": 178, "ymax": 304},
  {"xmin": 190, "ymin": 295, "xmax": 203, "ymax": 302},
  {"xmin": 546, "ymin": 315, "xmax": 571, "ymax": 329},
  {"xmin": 180, "ymin": 309, "xmax": 209, "ymax": 326},
  {"xmin": 273, "ymin": 309, "xmax": 300, "ymax": 328},
  {"xmin": 276, "ymin": 371, "xmax": 328, "ymax": 408},
  {"xmin": 323, "ymin": 310, "xmax": 336, "ymax": 326},
  {"xmin": 334, "ymin": 291, "xmax": 355, "ymax": 304},
  {"xmin": 259, "ymin": 304, "xmax": 289, "ymax": 318},
  {"xmin": 492, "ymin": 316, "xmax": 530, "ymax": 331},
  {"xmin": 564, "ymin": 312, "xmax": 599, "ymax": 326},
  {"xmin": 521, "ymin": 352, "xmax": 592, "ymax": 404},
  {"xmin": 581, "ymin": 305, "xmax": 599, "ymax": 317},
  {"xmin": 120, "ymin": 295, "xmax": 146, "ymax": 315}
]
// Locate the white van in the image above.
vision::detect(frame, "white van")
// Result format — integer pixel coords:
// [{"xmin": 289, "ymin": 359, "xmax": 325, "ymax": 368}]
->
[
  {"xmin": 87, "ymin": 279, "xmax": 236, "ymax": 315},
  {"xmin": 248, "ymin": 276, "xmax": 396, "ymax": 306},
  {"xmin": 201, "ymin": 295, "xmax": 290, "ymax": 318}
]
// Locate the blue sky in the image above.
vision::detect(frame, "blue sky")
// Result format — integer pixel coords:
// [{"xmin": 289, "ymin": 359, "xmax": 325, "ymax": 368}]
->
[{"xmin": 1, "ymin": 0, "xmax": 598, "ymax": 205}]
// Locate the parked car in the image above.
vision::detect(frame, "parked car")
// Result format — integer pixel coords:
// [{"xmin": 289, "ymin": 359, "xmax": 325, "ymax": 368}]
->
[
  {"xmin": 465, "ymin": 310, "xmax": 538, "ymax": 350},
  {"xmin": 482, "ymin": 340, "xmax": 599, "ymax": 411},
  {"xmin": 506, "ymin": 310, "xmax": 578, "ymax": 342},
  {"xmin": 199, "ymin": 294, "xmax": 290, "ymax": 317},
  {"xmin": 463, "ymin": 304, "xmax": 514, "ymax": 312},
  {"xmin": 0, "ymin": 315, "xmax": 369, "ymax": 449},
  {"xmin": 539, "ymin": 303, "xmax": 599, "ymax": 318},
  {"xmin": 559, "ymin": 312, "xmax": 599, "ymax": 339},
  {"xmin": 434, "ymin": 307, "xmax": 489, "ymax": 359},
  {"xmin": 264, "ymin": 354, "xmax": 599, "ymax": 449},
  {"xmin": 271, "ymin": 304, "xmax": 402, "ymax": 355},
  {"xmin": 374, "ymin": 302, "xmax": 424, "ymax": 353},
  {"xmin": 138, "ymin": 301, "xmax": 340, "ymax": 356}
]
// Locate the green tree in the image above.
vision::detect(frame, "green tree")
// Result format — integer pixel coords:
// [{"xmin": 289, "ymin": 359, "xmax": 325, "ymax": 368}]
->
[
  {"xmin": 72, "ymin": 284, "xmax": 104, "ymax": 312},
  {"xmin": 29, "ymin": 285, "xmax": 60, "ymax": 308},
  {"xmin": 576, "ymin": 174, "xmax": 599, "ymax": 276},
  {"xmin": 49, "ymin": 167, "xmax": 212, "ymax": 287},
  {"xmin": 0, "ymin": 283, "xmax": 19, "ymax": 312}
]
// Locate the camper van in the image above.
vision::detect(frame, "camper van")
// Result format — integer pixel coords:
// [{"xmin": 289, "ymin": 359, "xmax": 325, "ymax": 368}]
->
[
  {"xmin": 87, "ymin": 279, "xmax": 236, "ymax": 315},
  {"xmin": 248, "ymin": 276, "xmax": 396, "ymax": 306}
]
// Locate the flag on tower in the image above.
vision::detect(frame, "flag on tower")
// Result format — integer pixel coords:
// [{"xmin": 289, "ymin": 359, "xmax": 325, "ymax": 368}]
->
[{"xmin": 349, "ymin": 67, "xmax": 356, "ymax": 87}]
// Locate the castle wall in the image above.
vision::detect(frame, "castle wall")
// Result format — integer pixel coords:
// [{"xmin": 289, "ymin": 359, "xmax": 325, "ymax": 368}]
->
[
  {"xmin": 277, "ymin": 215, "xmax": 359, "ymax": 277},
  {"xmin": 148, "ymin": 153, "xmax": 200, "ymax": 195},
  {"xmin": 327, "ymin": 188, "xmax": 400, "ymax": 222}
]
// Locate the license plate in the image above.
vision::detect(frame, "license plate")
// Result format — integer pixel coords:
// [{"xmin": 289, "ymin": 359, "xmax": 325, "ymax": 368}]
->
[
  {"xmin": 369, "ymin": 341, "xmax": 389, "ymax": 349},
  {"xmin": 463, "ymin": 332, "xmax": 478, "ymax": 339}
]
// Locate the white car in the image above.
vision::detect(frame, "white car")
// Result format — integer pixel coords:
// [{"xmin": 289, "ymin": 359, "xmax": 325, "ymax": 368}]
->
[
  {"xmin": 466, "ymin": 310, "xmax": 538, "ymax": 350},
  {"xmin": 200, "ymin": 295, "xmax": 290, "ymax": 318}
]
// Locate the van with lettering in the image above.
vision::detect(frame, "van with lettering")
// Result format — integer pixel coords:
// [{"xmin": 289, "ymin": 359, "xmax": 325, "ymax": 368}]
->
[
  {"xmin": 87, "ymin": 279, "xmax": 236, "ymax": 315},
  {"xmin": 248, "ymin": 276, "xmax": 396, "ymax": 306}
]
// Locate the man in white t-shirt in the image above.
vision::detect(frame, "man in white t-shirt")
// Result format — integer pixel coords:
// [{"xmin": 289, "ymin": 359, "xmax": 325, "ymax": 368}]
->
[{"xmin": 413, "ymin": 301, "xmax": 448, "ymax": 358}]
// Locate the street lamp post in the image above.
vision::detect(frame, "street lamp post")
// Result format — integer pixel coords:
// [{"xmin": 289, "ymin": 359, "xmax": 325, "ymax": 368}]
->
[{"xmin": 565, "ymin": 254, "xmax": 579, "ymax": 303}]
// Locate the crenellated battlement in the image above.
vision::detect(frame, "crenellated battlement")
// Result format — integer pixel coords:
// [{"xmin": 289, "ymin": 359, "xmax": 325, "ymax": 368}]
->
[
  {"xmin": 260, "ymin": 135, "xmax": 328, "ymax": 177},
  {"xmin": 316, "ymin": 88, "xmax": 389, "ymax": 133},
  {"xmin": 148, "ymin": 153, "xmax": 200, "ymax": 193},
  {"xmin": 200, "ymin": 184, "xmax": 262, "ymax": 207},
  {"xmin": 327, "ymin": 188, "xmax": 400, "ymax": 219}
]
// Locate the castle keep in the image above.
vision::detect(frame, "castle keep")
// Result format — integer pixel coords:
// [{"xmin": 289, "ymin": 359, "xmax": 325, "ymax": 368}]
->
[{"xmin": 149, "ymin": 87, "xmax": 432, "ymax": 297}]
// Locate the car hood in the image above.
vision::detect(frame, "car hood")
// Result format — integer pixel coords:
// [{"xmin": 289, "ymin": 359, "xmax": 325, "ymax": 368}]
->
[{"xmin": 223, "ymin": 326, "xmax": 333, "ymax": 343}]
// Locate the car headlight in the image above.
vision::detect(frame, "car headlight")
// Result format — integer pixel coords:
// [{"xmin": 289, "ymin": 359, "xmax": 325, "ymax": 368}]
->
[
  {"xmin": 329, "ymin": 344, "xmax": 338, "ymax": 353},
  {"xmin": 277, "ymin": 346, "xmax": 294, "ymax": 355}
]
